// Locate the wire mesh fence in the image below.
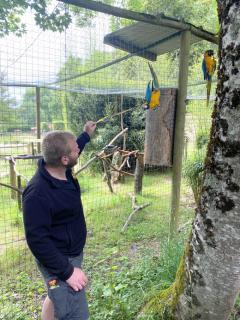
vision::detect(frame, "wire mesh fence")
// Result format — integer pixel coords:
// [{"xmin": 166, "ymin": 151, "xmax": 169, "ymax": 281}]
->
[{"xmin": 0, "ymin": 2, "xmax": 218, "ymax": 319}]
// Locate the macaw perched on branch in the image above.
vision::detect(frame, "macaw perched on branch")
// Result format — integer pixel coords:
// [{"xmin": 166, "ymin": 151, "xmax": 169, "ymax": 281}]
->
[
  {"xmin": 143, "ymin": 62, "xmax": 161, "ymax": 110},
  {"xmin": 202, "ymin": 50, "xmax": 217, "ymax": 107}
]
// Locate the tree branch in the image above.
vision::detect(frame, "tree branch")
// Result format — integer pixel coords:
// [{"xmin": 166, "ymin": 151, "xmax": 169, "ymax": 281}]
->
[
  {"xmin": 121, "ymin": 193, "xmax": 150, "ymax": 232},
  {"xmin": 0, "ymin": 182, "xmax": 23, "ymax": 194},
  {"xmin": 75, "ymin": 128, "xmax": 128, "ymax": 175}
]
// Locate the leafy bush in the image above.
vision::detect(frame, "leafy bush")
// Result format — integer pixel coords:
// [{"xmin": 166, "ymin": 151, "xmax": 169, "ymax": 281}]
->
[
  {"xmin": 183, "ymin": 152, "xmax": 204, "ymax": 205},
  {"xmin": 183, "ymin": 128, "xmax": 209, "ymax": 205},
  {"xmin": 196, "ymin": 129, "xmax": 209, "ymax": 150},
  {"xmin": 52, "ymin": 120, "xmax": 65, "ymax": 130},
  {"xmin": 41, "ymin": 122, "xmax": 49, "ymax": 132}
]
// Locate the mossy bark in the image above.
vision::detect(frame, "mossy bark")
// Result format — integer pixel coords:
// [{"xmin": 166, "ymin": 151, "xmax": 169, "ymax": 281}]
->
[
  {"xmin": 140, "ymin": 246, "xmax": 188, "ymax": 319},
  {"xmin": 140, "ymin": 1, "xmax": 240, "ymax": 319}
]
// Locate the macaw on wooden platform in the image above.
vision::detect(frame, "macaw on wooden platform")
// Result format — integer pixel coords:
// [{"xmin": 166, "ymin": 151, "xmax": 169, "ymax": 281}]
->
[
  {"xmin": 143, "ymin": 62, "xmax": 161, "ymax": 110},
  {"xmin": 202, "ymin": 50, "xmax": 216, "ymax": 107}
]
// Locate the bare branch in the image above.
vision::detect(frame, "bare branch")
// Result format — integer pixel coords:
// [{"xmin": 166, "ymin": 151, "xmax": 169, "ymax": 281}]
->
[
  {"xmin": 0, "ymin": 182, "xmax": 23, "ymax": 194},
  {"xmin": 121, "ymin": 193, "xmax": 150, "ymax": 232},
  {"xmin": 75, "ymin": 128, "xmax": 128, "ymax": 175}
]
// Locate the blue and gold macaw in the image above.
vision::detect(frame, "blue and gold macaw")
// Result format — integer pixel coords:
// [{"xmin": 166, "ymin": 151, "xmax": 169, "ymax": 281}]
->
[
  {"xmin": 143, "ymin": 62, "xmax": 161, "ymax": 110},
  {"xmin": 202, "ymin": 50, "xmax": 217, "ymax": 107}
]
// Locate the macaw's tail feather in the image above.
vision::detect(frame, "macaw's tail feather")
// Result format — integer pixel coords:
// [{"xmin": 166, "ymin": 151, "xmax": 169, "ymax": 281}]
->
[
  {"xmin": 206, "ymin": 80, "xmax": 212, "ymax": 107},
  {"xmin": 148, "ymin": 62, "xmax": 159, "ymax": 89}
]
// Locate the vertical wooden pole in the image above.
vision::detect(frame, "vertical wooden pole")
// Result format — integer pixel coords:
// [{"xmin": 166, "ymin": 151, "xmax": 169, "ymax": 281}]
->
[
  {"xmin": 9, "ymin": 158, "xmax": 17, "ymax": 199},
  {"xmin": 170, "ymin": 31, "xmax": 191, "ymax": 237},
  {"xmin": 120, "ymin": 95, "xmax": 126, "ymax": 150},
  {"xmin": 120, "ymin": 94, "xmax": 126, "ymax": 182},
  {"xmin": 17, "ymin": 176, "xmax": 22, "ymax": 211},
  {"xmin": 36, "ymin": 87, "xmax": 41, "ymax": 154},
  {"xmin": 134, "ymin": 153, "xmax": 144, "ymax": 194}
]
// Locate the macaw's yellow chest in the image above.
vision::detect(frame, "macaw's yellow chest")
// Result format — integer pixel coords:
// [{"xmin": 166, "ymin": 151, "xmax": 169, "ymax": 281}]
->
[
  {"xmin": 205, "ymin": 56, "xmax": 216, "ymax": 76},
  {"xmin": 149, "ymin": 89, "xmax": 161, "ymax": 109}
]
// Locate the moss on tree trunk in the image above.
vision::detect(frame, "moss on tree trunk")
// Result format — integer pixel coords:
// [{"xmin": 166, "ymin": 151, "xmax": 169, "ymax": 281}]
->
[{"xmin": 140, "ymin": 245, "xmax": 189, "ymax": 319}]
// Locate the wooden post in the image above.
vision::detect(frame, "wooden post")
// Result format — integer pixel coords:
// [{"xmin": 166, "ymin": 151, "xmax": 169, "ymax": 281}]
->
[
  {"xmin": 31, "ymin": 142, "xmax": 35, "ymax": 155},
  {"xmin": 102, "ymin": 158, "xmax": 114, "ymax": 193},
  {"xmin": 17, "ymin": 176, "xmax": 22, "ymax": 211},
  {"xmin": 144, "ymin": 88, "xmax": 177, "ymax": 167},
  {"xmin": 134, "ymin": 154, "xmax": 144, "ymax": 194},
  {"xmin": 36, "ymin": 87, "xmax": 41, "ymax": 154},
  {"xmin": 120, "ymin": 94, "xmax": 126, "ymax": 182},
  {"xmin": 170, "ymin": 30, "xmax": 191, "ymax": 237},
  {"xmin": 120, "ymin": 95, "xmax": 126, "ymax": 151},
  {"xmin": 9, "ymin": 159, "xmax": 17, "ymax": 199}
]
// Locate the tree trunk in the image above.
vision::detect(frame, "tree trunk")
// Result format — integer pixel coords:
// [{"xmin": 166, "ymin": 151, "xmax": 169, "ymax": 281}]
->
[
  {"xmin": 144, "ymin": 88, "xmax": 177, "ymax": 167},
  {"xmin": 141, "ymin": 1, "xmax": 240, "ymax": 319}
]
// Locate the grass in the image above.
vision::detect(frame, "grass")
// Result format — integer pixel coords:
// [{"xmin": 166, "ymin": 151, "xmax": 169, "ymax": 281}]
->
[
  {"xmin": 0, "ymin": 125, "xmax": 217, "ymax": 319},
  {"xmin": 0, "ymin": 166, "xmax": 195, "ymax": 319},
  {"xmin": 0, "ymin": 113, "xmax": 238, "ymax": 318}
]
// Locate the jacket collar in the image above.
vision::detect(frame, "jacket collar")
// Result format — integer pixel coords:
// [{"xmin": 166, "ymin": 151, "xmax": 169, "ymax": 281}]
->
[{"xmin": 37, "ymin": 158, "xmax": 78, "ymax": 190}]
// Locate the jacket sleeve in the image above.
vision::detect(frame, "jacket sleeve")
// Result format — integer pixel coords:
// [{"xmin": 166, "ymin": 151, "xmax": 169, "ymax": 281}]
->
[
  {"xmin": 23, "ymin": 194, "xmax": 74, "ymax": 281},
  {"xmin": 76, "ymin": 132, "xmax": 90, "ymax": 155}
]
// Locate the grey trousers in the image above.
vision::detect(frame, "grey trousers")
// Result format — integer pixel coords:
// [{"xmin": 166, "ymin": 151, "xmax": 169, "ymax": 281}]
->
[{"xmin": 36, "ymin": 254, "xmax": 89, "ymax": 320}]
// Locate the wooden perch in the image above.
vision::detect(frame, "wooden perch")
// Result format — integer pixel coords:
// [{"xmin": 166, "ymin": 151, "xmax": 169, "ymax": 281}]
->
[
  {"xmin": 4, "ymin": 155, "xmax": 42, "ymax": 160},
  {"xmin": 101, "ymin": 158, "xmax": 114, "ymax": 193},
  {"xmin": 0, "ymin": 182, "xmax": 23, "ymax": 194},
  {"xmin": 75, "ymin": 128, "xmax": 128, "ymax": 175},
  {"xmin": 106, "ymin": 159, "xmax": 134, "ymax": 177},
  {"xmin": 10, "ymin": 156, "xmax": 29, "ymax": 183},
  {"xmin": 134, "ymin": 153, "xmax": 144, "ymax": 194},
  {"xmin": 121, "ymin": 193, "xmax": 150, "ymax": 232}
]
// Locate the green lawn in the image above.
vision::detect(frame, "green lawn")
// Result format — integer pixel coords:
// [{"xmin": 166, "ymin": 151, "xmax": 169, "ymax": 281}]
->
[{"xmin": 0, "ymin": 166, "xmax": 195, "ymax": 320}]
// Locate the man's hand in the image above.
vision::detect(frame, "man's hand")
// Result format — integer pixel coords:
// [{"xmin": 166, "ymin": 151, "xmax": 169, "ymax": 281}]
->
[
  {"xmin": 66, "ymin": 267, "xmax": 88, "ymax": 291},
  {"xmin": 84, "ymin": 121, "xmax": 96, "ymax": 137}
]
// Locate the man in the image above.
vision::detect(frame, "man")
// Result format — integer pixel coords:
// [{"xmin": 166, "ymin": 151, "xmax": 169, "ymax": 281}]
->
[{"xmin": 23, "ymin": 121, "xmax": 96, "ymax": 320}]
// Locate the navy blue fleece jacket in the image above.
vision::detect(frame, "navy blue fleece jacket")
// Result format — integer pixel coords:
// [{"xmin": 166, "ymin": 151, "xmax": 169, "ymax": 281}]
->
[{"xmin": 23, "ymin": 132, "xmax": 90, "ymax": 281}]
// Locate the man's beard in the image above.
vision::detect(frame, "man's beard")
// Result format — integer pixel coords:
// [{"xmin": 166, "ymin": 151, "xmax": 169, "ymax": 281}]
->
[{"xmin": 65, "ymin": 157, "xmax": 78, "ymax": 169}]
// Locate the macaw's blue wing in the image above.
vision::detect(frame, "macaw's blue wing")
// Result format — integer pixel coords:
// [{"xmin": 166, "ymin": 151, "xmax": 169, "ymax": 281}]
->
[
  {"xmin": 148, "ymin": 62, "xmax": 159, "ymax": 89},
  {"xmin": 202, "ymin": 59, "xmax": 208, "ymax": 80},
  {"xmin": 145, "ymin": 80, "xmax": 152, "ymax": 103}
]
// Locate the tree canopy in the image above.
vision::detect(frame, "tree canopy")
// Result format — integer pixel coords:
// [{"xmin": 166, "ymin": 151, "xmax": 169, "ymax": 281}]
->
[{"xmin": 0, "ymin": 0, "xmax": 114, "ymax": 37}]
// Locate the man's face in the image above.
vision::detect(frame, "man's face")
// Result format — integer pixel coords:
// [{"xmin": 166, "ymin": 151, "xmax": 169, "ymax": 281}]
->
[{"xmin": 65, "ymin": 138, "xmax": 80, "ymax": 168}]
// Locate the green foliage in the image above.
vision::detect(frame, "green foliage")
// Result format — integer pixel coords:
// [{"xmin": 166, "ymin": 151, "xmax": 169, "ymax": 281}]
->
[
  {"xmin": 88, "ymin": 239, "xmax": 185, "ymax": 320},
  {"xmin": 0, "ymin": 73, "xmax": 17, "ymax": 132},
  {"xmin": 16, "ymin": 87, "xmax": 64, "ymax": 130},
  {"xmin": 122, "ymin": 0, "xmax": 218, "ymax": 33},
  {"xmin": 0, "ymin": 271, "xmax": 44, "ymax": 320},
  {"xmin": 196, "ymin": 129, "xmax": 209, "ymax": 150},
  {"xmin": 0, "ymin": 0, "xmax": 115, "ymax": 37},
  {"xmin": 0, "ymin": 0, "xmax": 72, "ymax": 37},
  {"xmin": 111, "ymin": 0, "xmax": 219, "ymax": 68},
  {"xmin": 52, "ymin": 120, "xmax": 65, "ymax": 130},
  {"xmin": 183, "ymin": 125, "xmax": 210, "ymax": 206},
  {"xmin": 183, "ymin": 152, "xmax": 204, "ymax": 205},
  {"xmin": 126, "ymin": 107, "xmax": 145, "ymax": 151},
  {"xmin": 41, "ymin": 121, "xmax": 49, "ymax": 131},
  {"xmin": 230, "ymin": 296, "xmax": 240, "ymax": 320}
]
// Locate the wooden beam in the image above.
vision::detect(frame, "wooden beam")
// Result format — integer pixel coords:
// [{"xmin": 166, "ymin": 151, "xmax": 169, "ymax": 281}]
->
[
  {"xmin": 58, "ymin": 0, "xmax": 218, "ymax": 44},
  {"xmin": 170, "ymin": 30, "xmax": 191, "ymax": 237}
]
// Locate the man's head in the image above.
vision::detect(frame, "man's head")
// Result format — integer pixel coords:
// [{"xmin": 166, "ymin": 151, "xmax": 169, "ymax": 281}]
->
[{"xmin": 42, "ymin": 131, "xmax": 79, "ymax": 168}]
